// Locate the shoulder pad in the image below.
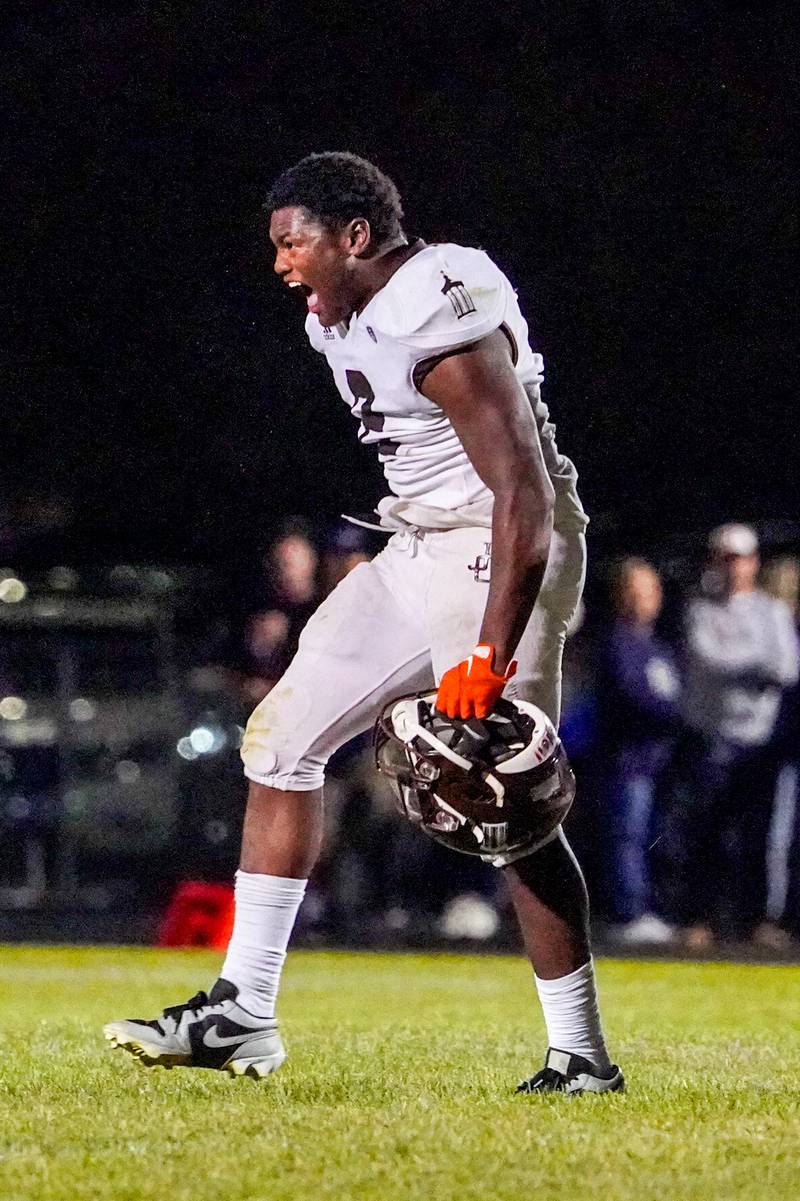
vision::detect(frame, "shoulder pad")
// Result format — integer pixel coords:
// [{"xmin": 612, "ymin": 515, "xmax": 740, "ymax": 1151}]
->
[{"xmin": 369, "ymin": 244, "xmax": 507, "ymax": 352}]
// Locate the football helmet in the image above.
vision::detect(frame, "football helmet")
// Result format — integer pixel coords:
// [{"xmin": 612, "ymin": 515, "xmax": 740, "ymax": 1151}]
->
[{"xmin": 374, "ymin": 693, "xmax": 575, "ymax": 866}]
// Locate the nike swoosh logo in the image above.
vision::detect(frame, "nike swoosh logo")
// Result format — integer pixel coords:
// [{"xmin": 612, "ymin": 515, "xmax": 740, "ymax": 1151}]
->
[{"xmin": 203, "ymin": 1026, "xmax": 250, "ymax": 1049}]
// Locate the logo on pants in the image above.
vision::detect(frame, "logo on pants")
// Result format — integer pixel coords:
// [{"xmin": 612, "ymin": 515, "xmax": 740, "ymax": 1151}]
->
[{"xmin": 469, "ymin": 542, "xmax": 492, "ymax": 582}]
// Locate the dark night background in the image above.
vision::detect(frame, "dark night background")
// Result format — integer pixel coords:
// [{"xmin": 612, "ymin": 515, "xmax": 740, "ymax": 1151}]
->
[{"xmin": 3, "ymin": 0, "xmax": 797, "ymax": 575}]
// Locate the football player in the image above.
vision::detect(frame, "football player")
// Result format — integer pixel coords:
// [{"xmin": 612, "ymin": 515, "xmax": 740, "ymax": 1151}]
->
[{"xmin": 105, "ymin": 153, "xmax": 623, "ymax": 1094}]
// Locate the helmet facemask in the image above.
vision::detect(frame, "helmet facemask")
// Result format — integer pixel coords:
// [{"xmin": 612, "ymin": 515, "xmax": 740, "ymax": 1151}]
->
[{"xmin": 374, "ymin": 693, "xmax": 575, "ymax": 866}]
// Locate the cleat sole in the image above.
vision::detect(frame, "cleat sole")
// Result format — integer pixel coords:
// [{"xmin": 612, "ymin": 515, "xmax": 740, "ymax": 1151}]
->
[
  {"xmin": 103, "ymin": 1028, "xmax": 193, "ymax": 1069},
  {"xmin": 103, "ymin": 1024, "xmax": 286, "ymax": 1078},
  {"xmin": 224, "ymin": 1053, "xmax": 286, "ymax": 1079}
]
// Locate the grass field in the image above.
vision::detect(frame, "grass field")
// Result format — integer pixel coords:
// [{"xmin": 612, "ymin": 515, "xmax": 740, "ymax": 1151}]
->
[{"xmin": 0, "ymin": 947, "xmax": 798, "ymax": 1201}]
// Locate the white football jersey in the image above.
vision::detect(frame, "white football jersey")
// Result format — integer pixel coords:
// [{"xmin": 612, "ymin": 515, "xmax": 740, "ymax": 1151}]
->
[{"xmin": 306, "ymin": 242, "xmax": 586, "ymax": 530}]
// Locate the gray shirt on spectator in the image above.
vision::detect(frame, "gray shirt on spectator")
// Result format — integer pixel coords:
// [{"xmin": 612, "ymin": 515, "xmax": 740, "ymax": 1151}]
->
[{"xmin": 683, "ymin": 590, "xmax": 799, "ymax": 747}]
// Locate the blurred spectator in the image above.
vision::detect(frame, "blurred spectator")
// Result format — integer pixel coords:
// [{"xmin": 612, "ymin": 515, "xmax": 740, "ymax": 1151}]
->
[
  {"xmin": 321, "ymin": 521, "xmax": 373, "ymax": 596},
  {"xmin": 671, "ymin": 524, "xmax": 800, "ymax": 949},
  {"xmin": 270, "ymin": 525, "xmax": 320, "ymax": 607},
  {"xmin": 560, "ymin": 600, "xmax": 597, "ymax": 758},
  {"xmin": 598, "ymin": 558, "xmax": 680, "ymax": 944},
  {"xmin": 241, "ymin": 525, "xmax": 320, "ymax": 704},
  {"xmin": 761, "ymin": 556, "xmax": 800, "ymax": 940},
  {"xmin": 761, "ymin": 556, "xmax": 800, "ymax": 609}
]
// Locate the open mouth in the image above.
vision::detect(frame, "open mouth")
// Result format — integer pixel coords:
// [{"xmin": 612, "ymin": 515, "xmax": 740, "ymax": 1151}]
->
[{"xmin": 286, "ymin": 280, "xmax": 322, "ymax": 315}]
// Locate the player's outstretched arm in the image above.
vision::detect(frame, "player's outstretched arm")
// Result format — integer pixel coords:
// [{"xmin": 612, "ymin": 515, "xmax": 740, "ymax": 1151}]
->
[{"xmin": 420, "ymin": 328, "xmax": 555, "ymax": 717}]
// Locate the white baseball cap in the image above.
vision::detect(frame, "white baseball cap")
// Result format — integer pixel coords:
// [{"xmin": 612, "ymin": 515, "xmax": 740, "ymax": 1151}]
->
[{"xmin": 708, "ymin": 523, "xmax": 759, "ymax": 557}]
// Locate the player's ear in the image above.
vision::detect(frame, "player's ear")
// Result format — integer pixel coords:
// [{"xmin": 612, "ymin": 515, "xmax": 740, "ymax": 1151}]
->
[{"xmin": 345, "ymin": 218, "xmax": 371, "ymax": 256}]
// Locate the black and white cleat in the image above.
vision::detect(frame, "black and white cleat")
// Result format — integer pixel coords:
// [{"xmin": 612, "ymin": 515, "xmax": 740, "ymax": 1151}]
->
[
  {"xmin": 516, "ymin": 1047, "xmax": 625, "ymax": 1095},
  {"xmin": 103, "ymin": 978, "xmax": 286, "ymax": 1079}
]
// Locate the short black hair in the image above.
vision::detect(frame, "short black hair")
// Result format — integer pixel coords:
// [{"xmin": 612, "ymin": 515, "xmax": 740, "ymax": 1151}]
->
[{"xmin": 265, "ymin": 152, "xmax": 404, "ymax": 245}]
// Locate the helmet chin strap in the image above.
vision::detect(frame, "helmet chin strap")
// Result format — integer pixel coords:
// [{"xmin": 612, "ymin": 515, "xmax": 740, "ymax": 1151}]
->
[{"xmin": 398, "ymin": 703, "xmax": 508, "ymax": 806}]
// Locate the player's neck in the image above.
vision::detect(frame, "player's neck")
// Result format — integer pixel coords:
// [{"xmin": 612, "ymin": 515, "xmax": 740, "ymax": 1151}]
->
[{"xmin": 354, "ymin": 236, "xmax": 426, "ymax": 314}]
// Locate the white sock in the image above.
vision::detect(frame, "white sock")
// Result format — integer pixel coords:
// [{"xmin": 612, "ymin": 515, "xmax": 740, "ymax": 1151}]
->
[
  {"xmin": 534, "ymin": 958, "xmax": 612, "ymax": 1072},
  {"xmin": 219, "ymin": 870, "xmax": 307, "ymax": 1019}
]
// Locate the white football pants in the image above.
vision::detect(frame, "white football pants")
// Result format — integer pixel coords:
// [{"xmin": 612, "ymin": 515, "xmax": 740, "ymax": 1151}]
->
[{"xmin": 241, "ymin": 523, "xmax": 586, "ymax": 792}]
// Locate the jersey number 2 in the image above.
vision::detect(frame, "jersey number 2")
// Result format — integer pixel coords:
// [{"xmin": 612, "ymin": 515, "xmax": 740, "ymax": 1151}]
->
[{"xmin": 345, "ymin": 370, "xmax": 399, "ymax": 457}]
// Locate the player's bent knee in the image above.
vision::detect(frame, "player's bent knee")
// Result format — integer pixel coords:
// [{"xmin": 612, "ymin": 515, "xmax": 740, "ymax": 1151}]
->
[
  {"xmin": 240, "ymin": 686, "xmax": 326, "ymax": 792},
  {"xmin": 242, "ymin": 757, "xmax": 325, "ymax": 792}
]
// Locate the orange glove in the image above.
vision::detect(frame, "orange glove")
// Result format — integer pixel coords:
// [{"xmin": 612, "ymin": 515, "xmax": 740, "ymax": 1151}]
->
[{"xmin": 435, "ymin": 643, "xmax": 517, "ymax": 720}]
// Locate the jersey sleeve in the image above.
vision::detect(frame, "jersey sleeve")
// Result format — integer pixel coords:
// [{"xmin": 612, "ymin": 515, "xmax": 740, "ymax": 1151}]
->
[{"xmin": 387, "ymin": 246, "xmax": 508, "ymax": 359}]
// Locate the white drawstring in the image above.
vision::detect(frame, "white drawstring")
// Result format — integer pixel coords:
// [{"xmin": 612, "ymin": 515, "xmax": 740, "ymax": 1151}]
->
[
  {"xmin": 340, "ymin": 512, "xmax": 425, "ymax": 556},
  {"xmin": 340, "ymin": 513, "xmax": 386, "ymax": 533}
]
